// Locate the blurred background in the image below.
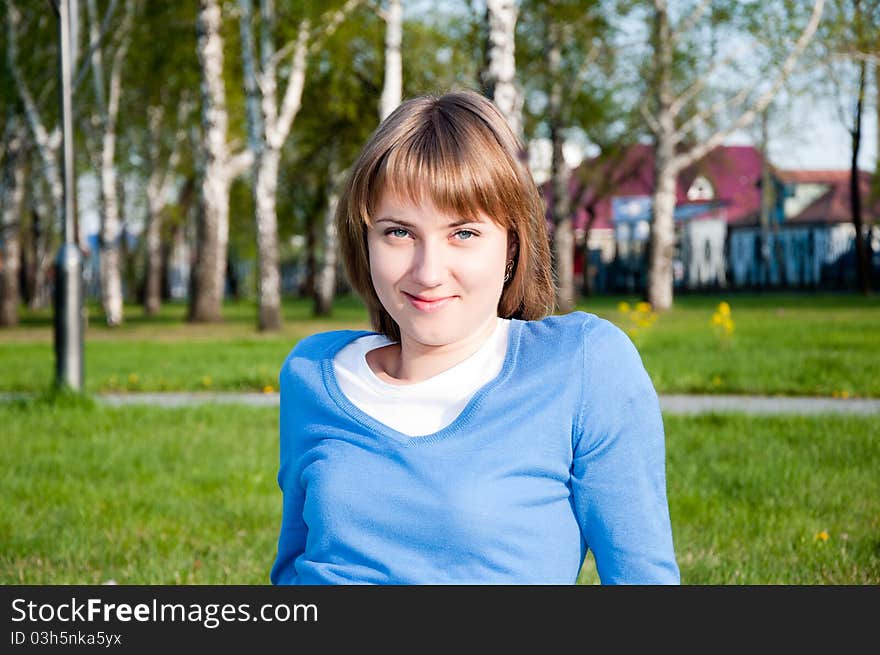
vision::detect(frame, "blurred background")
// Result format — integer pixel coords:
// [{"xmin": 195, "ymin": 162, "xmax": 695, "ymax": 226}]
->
[{"xmin": 1, "ymin": 0, "xmax": 878, "ymax": 585}]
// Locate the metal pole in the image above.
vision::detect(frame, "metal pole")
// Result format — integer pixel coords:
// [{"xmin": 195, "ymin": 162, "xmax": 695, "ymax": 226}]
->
[{"xmin": 54, "ymin": 0, "xmax": 84, "ymax": 391}]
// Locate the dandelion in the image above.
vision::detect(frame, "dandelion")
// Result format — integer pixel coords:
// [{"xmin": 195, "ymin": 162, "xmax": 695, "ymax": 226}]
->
[
  {"xmin": 263, "ymin": 385, "xmax": 275, "ymax": 394},
  {"xmin": 128, "ymin": 373, "xmax": 139, "ymax": 385},
  {"xmin": 710, "ymin": 301, "xmax": 735, "ymax": 348},
  {"xmin": 712, "ymin": 376, "xmax": 722, "ymax": 386},
  {"xmin": 619, "ymin": 301, "xmax": 657, "ymax": 348},
  {"xmin": 815, "ymin": 530, "xmax": 829, "ymax": 542},
  {"xmin": 202, "ymin": 375, "xmax": 212, "ymax": 387}
]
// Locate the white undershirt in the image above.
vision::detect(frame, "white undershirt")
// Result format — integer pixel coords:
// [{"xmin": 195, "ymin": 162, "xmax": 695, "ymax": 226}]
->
[{"xmin": 333, "ymin": 317, "xmax": 511, "ymax": 437}]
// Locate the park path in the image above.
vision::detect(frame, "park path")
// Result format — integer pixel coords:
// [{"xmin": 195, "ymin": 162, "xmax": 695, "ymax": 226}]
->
[
  {"xmin": 90, "ymin": 392, "xmax": 879, "ymax": 415},
  {"xmin": 2, "ymin": 391, "xmax": 879, "ymax": 414}
]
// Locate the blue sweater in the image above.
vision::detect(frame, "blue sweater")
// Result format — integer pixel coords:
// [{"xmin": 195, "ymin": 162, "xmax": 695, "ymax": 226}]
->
[{"xmin": 270, "ymin": 311, "xmax": 679, "ymax": 584}]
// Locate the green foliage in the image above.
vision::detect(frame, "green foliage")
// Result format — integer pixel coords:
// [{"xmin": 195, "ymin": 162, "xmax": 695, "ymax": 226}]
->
[{"xmin": 518, "ymin": 0, "xmax": 625, "ymax": 143}]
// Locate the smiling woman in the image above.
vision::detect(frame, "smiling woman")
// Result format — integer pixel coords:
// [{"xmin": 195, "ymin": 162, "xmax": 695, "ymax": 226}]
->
[{"xmin": 269, "ymin": 90, "xmax": 679, "ymax": 585}]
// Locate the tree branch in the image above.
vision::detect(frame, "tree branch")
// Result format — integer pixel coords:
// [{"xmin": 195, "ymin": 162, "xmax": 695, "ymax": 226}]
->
[
  {"xmin": 307, "ymin": 0, "xmax": 365, "ymax": 56},
  {"xmin": 669, "ymin": 44, "xmax": 750, "ymax": 119},
  {"xmin": 674, "ymin": 0, "xmax": 826, "ymax": 170},
  {"xmin": 272, "ymin": 19, "xmax": 309, "ymax": 148},
  {"xmin": 670, "ymin": 0, "xmax": 711, "ymax": 45},
  {"xmin": 641, "ymin": 103, "xmax": 661, "ymax": 136},
  {"xmin": 226, "ymin": 149, "xmax": 255, "ymax": 180},
  {"xmin": 73, "ymin": 0, "xmax": 119, "ymax": 94}
]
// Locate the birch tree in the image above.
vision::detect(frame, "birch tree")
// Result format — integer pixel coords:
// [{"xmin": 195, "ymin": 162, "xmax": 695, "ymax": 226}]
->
[
  {"xmin": 6, "ymin": 0, "xmax": 118, "ymax": 310},
  {"xmin": 482, "ymin": 0, "xmax": 522, "ymax": 139},
  {"xmin": 379, "ymin": 0, "xmax": 403, "ymax": 121},
  {"xmin": 642, "ymin": 0, "xmax": 825, "ymax": 310},
  {"xmin": 83, "ymin": 0, "xmax": 135, "ymax": 326},
  {"xmin": 238, "ymin": 0, "xmax": 363, "ymax": 330},
  {"xmin": 1, "ymin": 114, "xmax": 27, "ymax": 326},
  {"xmin": 314, "ymin": 158, "xmax": 342, "ymax": 316},
  {"xmin": 519, "ymin": 0, "xmax": 611, "ymax": 311},
  {"xmin": 6, "ymin": 0, "xmax": 64, "ymax": 309},
  {"xmin": 190, "ymin": 0, "xmax": 253, "ymax": 323},
  {"xmin": 143, "ymin": 103, "xmax": 188, "ymax": 314}
]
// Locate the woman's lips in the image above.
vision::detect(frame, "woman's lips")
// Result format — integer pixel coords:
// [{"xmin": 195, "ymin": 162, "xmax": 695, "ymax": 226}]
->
[{"xmin": 404, "ymin": 292, "xmax": 455, "ymax": 313}]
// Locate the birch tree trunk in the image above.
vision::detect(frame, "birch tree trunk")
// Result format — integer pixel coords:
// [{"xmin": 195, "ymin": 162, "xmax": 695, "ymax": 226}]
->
[
  {"xmin": 1, "ymin": 115, "xmax": 26, "ymax": 326},
  {"xmin": 546, "ymin": 19, "xmax": 573, "ymax": 312},
  {"xmin": 379, "ymin": 0, "xmax": 403, "ymax": 121},
  {"xmin": 647, "ymin": 1, "xmax": 677, "ymax": 311},
  {"xmin": 191, "ymin": 0, "xmax": 252, "ymax": 323},
  {"xmin": 644, "ymin": 0, "xmax": 825, "ymax": 310},
  {"xmin": 27, "ymin": 176, "xmax": 52, "ymax": 310},
  {"xmin": 253, "ymin": 146, "xmax": 283, "ymax": 328},
  {"xmin": 143, "ymin": 104, "xmax": 186, "ymax": 315},
  {"xmin": 483, "ymin": 0, "xmax": 521, "ymax": 139},
  {"xmin": 87, "ymin": 0, "xmax": 133, "ymax": 326},
  {"xmin": 314, "ymin": 168, "xmax": 342, "ymax": 316}
]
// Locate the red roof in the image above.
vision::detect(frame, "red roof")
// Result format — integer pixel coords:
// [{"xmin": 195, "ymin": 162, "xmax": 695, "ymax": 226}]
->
[
  {"xmin": 546, "ymin": 144, "xmax": 879, "ymax": 230},
  {"xmin": 779, "ymin": 169, "xmax": 880, "ymax": 224},
  {"xmin": 557, "ymin": 143, "xmax": 767, "ymax": 231}
]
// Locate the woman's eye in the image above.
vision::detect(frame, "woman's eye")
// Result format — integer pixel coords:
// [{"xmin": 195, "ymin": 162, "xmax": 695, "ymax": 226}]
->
[
  {"xmin": 454, "ymin": 230, "xmax": 476, "ymax": 240},
  {"xmin": 386, "ymin": 228, "xmax": 409, "ymax": 238}
]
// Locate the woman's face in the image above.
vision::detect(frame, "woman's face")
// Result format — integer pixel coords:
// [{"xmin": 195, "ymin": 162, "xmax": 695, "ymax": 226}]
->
[{"xmin": 367, "ymin": 190, "xmax": 514, "ymax": 349}]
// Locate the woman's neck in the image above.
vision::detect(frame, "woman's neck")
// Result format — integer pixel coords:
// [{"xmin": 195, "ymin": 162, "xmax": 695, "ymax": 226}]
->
[{"xmin": 368, "ymin": 315, "xmax": 499, "ymax": 385}]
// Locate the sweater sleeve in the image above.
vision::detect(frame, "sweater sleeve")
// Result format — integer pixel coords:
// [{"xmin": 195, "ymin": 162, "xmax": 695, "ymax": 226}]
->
[
  {"xmin": 570, "ymin": 317, "xmax": 680, "ymax": 584},
  {"xmin": 269, "ymin": 353, "xmax": 309, "ymax": 585}
]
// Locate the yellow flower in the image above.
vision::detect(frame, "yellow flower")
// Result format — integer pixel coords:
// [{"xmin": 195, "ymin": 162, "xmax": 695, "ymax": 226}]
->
[
  {"xmin": 202, "ymin": 375, "xmax": 212, "ymax": 387},
  {"xmin": 618, "ymin": 302, "xmax": 631, "ymax": 313},
  {"xmin": 128, "ymin": 373, "xmax": 139, "ymax": 384},
  {"xmin": 718, "ymin": 301, "xmax": 731, "ymax": 316},
  {"xmin": 711, "ymin": 314, "xmax": 722, "ymax": 326},
  {"xmin": 840, "ymin": 390, "xmax": 850, "ymax": 399},
  {"xmin": 262, "ymin": 385, "xmax": 275, "ymax": 394},
  {"xmin": 815, "ymin": 530, "xmax": 829, "ymax": 542},
  {"xmin": 636, "ymin": 301, "xmax": 652, "ymax": 313},
  {"xmin": 712, "ymin": 376, "xmax": 722, "ymax": 386}
]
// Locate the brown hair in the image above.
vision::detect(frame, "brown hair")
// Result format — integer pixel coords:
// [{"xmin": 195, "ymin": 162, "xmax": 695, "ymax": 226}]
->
[{"xmin": 336, "ymin": 89, "xmax": 555, "ymax": 341}]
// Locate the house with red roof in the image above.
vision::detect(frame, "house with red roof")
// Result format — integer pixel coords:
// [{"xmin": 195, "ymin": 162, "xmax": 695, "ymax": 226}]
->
[{"xmin": 559, "ymin": 143, "xmax": 879, "ymax": 293}]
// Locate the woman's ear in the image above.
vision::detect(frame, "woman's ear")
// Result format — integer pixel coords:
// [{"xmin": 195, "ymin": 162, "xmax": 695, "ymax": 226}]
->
[{"xmin": 507, "ymin": 231, "xmax": 519, "ymax": 261}]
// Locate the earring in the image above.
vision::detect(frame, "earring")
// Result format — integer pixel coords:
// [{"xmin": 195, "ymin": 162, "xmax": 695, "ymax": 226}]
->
[{"xmin": 503, "ymin": 260, "xmax": 514, "ymax": 283}]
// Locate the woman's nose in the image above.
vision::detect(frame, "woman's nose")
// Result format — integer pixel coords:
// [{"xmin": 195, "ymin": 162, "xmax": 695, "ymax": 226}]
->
[{"xmin": 409, "ymin": 241, "xmax": 446, "ymax": 287}]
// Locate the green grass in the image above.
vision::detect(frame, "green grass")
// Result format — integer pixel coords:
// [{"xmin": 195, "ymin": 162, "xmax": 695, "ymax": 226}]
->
[
  {"xmin": 1, "ymin": 292, "xmax": 878, "ymax": 396},
  {"xmin": 2, "ymin": 397, "xmax": 878, "ymax": 584},
  {"xmin": 0, "ymin": 394, "xmax": 279, "ymax": 585}
]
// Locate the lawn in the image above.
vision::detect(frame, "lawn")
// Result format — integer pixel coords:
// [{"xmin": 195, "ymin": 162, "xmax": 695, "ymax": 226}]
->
[
  {"xmin": 1, "ymin": 396, "xmax": 876, "ymax": 584},
  {"xmin": 1, "ymin": 292, "xmax": 878, "ymax": 397}
]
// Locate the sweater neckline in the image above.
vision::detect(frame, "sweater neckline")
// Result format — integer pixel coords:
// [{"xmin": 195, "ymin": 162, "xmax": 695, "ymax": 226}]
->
[{"xmin": 321, "ymin": 318, "xmax": 524, "ymax": 446}]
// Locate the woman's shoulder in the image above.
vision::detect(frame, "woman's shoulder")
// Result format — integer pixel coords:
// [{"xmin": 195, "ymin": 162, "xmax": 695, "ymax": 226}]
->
[
  {"xmin": 520, "ymin": 311, "xmax": 627, "ymax": 346},
  {"xmin": 520, "ymin": 311, "xmax": 642, "ymax": 372},
  {"xmin": 280, "ymin": 329, "xmax": 376, "ymax": 375}
]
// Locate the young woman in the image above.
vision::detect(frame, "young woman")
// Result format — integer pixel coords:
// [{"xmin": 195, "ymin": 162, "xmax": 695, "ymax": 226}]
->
[{"xmin": 270, "ymin": 90, "xmax": 679, "ymax": 584}]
